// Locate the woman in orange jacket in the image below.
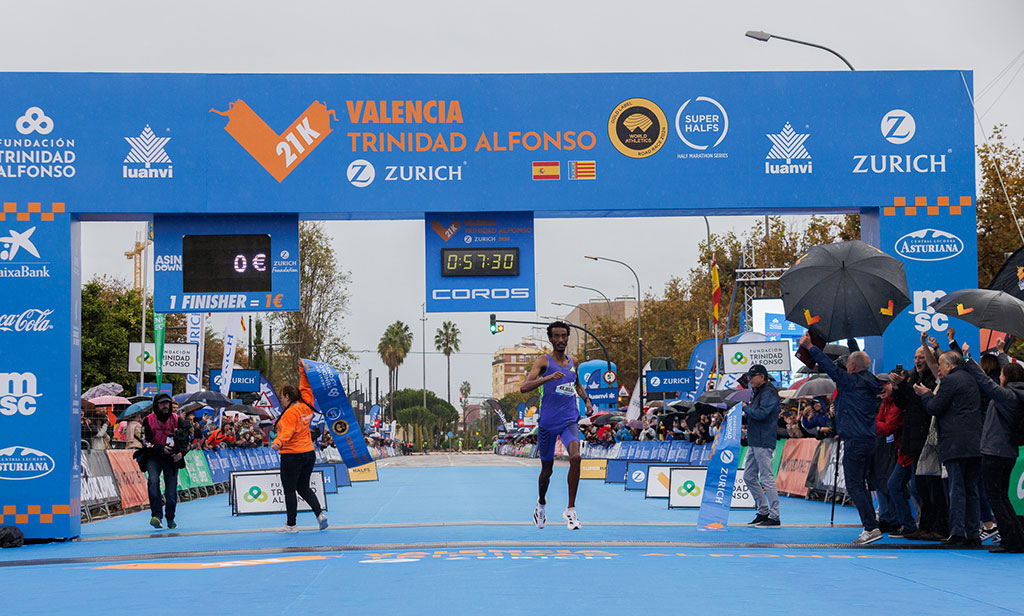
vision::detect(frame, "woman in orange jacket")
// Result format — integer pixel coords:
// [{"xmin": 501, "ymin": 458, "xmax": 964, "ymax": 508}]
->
[{"xmin": 272, "ymin": 385, "xmax": 328, "ymax": 533}]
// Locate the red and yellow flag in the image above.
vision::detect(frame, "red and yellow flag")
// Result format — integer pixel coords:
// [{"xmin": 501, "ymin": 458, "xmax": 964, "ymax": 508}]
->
[{"xmin": 712, "ymin": 255, "xmax": 721, "ymax": 325}]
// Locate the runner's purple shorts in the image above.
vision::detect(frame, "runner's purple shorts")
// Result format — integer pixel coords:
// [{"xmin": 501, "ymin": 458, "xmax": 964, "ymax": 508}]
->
[{"xmin": 537, "ymin": 422, "xmax": 580, "ymax": 461}]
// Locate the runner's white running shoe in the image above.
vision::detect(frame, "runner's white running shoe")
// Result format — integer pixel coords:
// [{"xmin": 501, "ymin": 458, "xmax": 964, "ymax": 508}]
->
[
  {"xmin": 533, "ymin": 501, "xmax": 546, "ymax": 529},
  {"xmin": 276, "ymin": 525, "xmax": 299, "ymax": 534},
  {"xmin": 563, "ymin": 507, "xmax": 581, "ymax": 530}
]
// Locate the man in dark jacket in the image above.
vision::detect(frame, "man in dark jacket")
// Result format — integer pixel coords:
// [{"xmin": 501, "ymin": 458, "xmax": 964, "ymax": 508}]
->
[
  {"xmin": 741, "ymin": 364, "xmax": 781, "ymax": 527},
  {"xmin": 141, "ymin": 393, "xmax": 191, "ymax": 529},
  {"xmin": 799, "ymin": 333, "xmax": 882, "ymax": 545},
  {"xmin": 915, "ymin": 350, "xmax": 983, "ymax": 546},
  {"xmin": 890, "ymin": 347, "xmax": 942, "ymax": 540}
]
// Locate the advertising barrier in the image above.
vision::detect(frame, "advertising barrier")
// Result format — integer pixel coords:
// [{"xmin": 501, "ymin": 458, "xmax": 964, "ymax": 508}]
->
[
  {"xmin": 605, "ymin": 459, "xmax": 629, "ymax": 484},
  {"xmin": 106, "ymin": 450, "xmax": 149, "ymax": 509},
  {"xmin": 668, "ymin": 467, "xmax": 756, "ymax": 509},
  {"xmin": 696, "ymin": 403, "xmax": 743, "ymax": 529},
  {"xmin": 645, "ymin": 465, "xmax": 685, "ymax": 499},
  {"xmin": 580, "ymin": 459, "xmax": 607, "ymax": 480},
  {"xmin": 348, "ymin": 462, "xmax": 379, "ymax": 482},
  {"xmin": 625, "ymin": 461, "xmax": 660, "ymax": 491},
  {"xmin": 230, "ymin": 469, "xmax": 327, "ymax": 515},
  {"xmin": 776, "ymin": 438, "xmax": 820, "ymax": 497},
  {"xmin": 80, "ymin": 450, "xmax": 120, "ymax": 506}
]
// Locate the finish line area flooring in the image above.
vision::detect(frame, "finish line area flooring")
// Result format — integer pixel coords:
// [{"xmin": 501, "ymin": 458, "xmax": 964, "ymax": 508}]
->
[{"xmin": 3, "ymin": 454, "xmax": 1022, "ymax": 615}]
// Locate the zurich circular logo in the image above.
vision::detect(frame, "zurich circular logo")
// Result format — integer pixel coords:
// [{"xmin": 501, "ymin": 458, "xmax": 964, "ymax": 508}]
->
[
  {"xmin": 347, "ymin": 159, "xmax": 375, "ymax": 187},
  {"xmin": 463, "ymin": 235, "xmax": 473, "ymax": 244},
  {"xmin": 280, "ymin": 250, "xmax": 290, "ymax": 259},
  {"xmin": 720, "ymin": 450, "xmax": 735, "ymax": 464},
  {"xmin": 649, "ymin": 376, "xmax": 661, "ymax": 387},
  {"xmin": 632, "ymin": 470, "xmax": 646, "ymax": 482},
  {"xmin": 675, "ymin": 96, "xmax": 729, "ymax": 151},
  {"xmin": 325, "ymin": 407, "xmax": 342, "ymax": 421},
  {"xmin": 881, "ymin": 109, "xmax": 915, "ymax": 145}
]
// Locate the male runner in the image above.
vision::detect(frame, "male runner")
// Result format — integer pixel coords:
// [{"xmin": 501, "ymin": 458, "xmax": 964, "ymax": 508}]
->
[{"xmin": 521, "ymin": 321, "xmax": 594, "ymax": 530}]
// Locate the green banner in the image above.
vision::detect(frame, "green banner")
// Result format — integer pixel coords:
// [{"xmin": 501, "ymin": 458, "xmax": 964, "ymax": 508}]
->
[
  {"xmin": 1010, "ymin": 447, "xmax": 1024, "ymax": 516},
  {"xmin": 183, "ymin": 450, "xmax": 214, "ymax": 488},
  {"xmin": 176, "ymin": 465, "xmax": 193, "ymax": 491},
  {"xmin": 153, "ymin": 310, "xmax": 166, "ymax": 389}
]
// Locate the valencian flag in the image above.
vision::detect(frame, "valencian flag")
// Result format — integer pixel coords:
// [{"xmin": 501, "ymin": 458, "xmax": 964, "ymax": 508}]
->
[
  {"xmin": 298, "ymin": 358, "xmax": 374, "ymax": 468},
  {"xmin": 711, "ymin": 255, "xmax": 721, "ymax": 327}
]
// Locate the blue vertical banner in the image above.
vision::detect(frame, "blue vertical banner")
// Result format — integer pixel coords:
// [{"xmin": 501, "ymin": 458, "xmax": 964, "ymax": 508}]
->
[
  {"xmin": 0, "ymin": 208, "xmax": 81, "ymax": 540},
  {"xmin": 696, "ymin": 403, "xmax": 742, "ymax": 530},
  {"xmin": 685, "ymin": 338, "xmax": 717, "ymax": 400},
  {"xmin": 298, "ymin": 358, "xmax": 374, "ymax": 468},
  {"xmin": 578, "ymin": 359, "xmax": 617, "ymax": 411}
]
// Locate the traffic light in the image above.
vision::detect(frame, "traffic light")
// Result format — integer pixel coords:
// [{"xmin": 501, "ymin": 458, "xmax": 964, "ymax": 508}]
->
[{"xmin": 489, "ymin": 314, "xmax": 503, "ymax": 334}]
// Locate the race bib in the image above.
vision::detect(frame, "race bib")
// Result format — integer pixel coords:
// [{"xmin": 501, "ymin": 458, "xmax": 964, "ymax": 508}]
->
[{"xmin": 555, "ymin": 383, "xmax": 576, "ymax": 396}]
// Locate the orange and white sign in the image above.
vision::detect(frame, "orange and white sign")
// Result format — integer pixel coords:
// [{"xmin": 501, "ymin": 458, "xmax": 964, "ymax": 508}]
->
[{"xmin": 212, "ymin": 100, "xmax": 336, "ymax": 182}]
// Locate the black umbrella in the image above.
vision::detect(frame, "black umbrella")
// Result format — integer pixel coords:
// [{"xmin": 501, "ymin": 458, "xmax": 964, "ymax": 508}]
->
[
  {"xmin": 591, "ymin": 413, "xmax": 624, "ymax": 426},
  {"xmin": 780, "ymin": 240, "xmax": 910, "ymax": 340},
  {"xmin": 180, "ymin": 389, "xmax": 233, "ymax": 408},
  {"xmin": 695, "ymin": 389, "xmax": 745, "ymax": 407},
  {"xmin": 986, "ymin": 245, "xmax": 1024, "ymax": 300},
  {"xmin": 930, "ymin": 289, "xmax": 1024, "ymax": 339}
]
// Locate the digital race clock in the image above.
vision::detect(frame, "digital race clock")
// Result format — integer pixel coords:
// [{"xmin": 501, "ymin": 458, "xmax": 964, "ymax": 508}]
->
[
  {"xmin": 182, "ymin": 234, "xmax": 272, "ymax": 293},
  {"xmin": 441, "ymin": 247, "xmax": 519, "ymax": 277}
]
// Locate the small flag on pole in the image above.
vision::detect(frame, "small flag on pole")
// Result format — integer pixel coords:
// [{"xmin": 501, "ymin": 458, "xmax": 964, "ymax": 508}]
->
[{"xmin": 712, "ymin": 255, "xmax": 721, "ymax": 327}]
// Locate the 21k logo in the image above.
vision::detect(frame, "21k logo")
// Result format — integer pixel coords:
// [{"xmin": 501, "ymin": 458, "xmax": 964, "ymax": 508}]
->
[{"xmin": 211, "ymin": 100, "xmax": 336, "ymax": 182}]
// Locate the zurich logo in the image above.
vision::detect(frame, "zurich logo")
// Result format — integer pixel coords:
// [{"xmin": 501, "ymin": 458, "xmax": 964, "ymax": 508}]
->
[
  {"xmin": 325, "ymin": 407, "xmax": 342, "ymax": 421},
  {"xmin": 631, "ymin": 470, "xmax": 646, "ymax": 482},
  {"xmin": 649, "ymin": 376, "xmax": 661, "ymax": 387},
  {"xmin": 894, "ymin": 229, "xmax": 964, "ymax": 262},
  {"xmin": 720, "ymin": 450, "xmax": 735, "ymax": 464},
  {"xmin": 881, "ymin": 109, "xmax": 915, "ymax": 145},
  {"xmin": 347, "ymin": 159, "xmax": 375, "ymax": 187}
]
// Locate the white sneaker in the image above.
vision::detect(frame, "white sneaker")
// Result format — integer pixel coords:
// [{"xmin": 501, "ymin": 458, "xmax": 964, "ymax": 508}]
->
[
  {"xmin": 563, "ymin": 507, "xmax": 581, "ymax": 530},
  {"xmin": 853, "ymin": 528, "xmax": 882, "ymax": 545},
  {"xmin": 317, "ymin": 513, "xmax": 329, "ymax": 531},
  {"xmin": 276, "ymin": 525, "xmax": 299, "ymax": 534},
  {"xmin": 533, "ymin": 501, "xmax": 546, "ymax": 529}
]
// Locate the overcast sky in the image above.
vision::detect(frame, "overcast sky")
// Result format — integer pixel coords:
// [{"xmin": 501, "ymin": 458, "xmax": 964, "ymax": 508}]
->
[{"xmin": 6, "ymin": 0, "xmax": 1022, "ymax": 405}]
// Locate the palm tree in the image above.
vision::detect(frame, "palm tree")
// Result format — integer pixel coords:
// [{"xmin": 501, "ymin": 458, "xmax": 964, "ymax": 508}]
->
[
  {"xmin": 378, "ymin": 320, "xmax": 413, "ymax": 422},
  {"xmin": 434, "ymin": 320, "xmax": 461, "ymax": 405}
]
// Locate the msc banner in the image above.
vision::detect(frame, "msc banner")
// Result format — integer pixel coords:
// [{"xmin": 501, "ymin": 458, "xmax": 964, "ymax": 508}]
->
[
  {"xmin": 722, "ymin": 341, "xmax": 792, "ymax": 374},
  {"xmin": 696, "ymin": 403, "xmax": 742, "ymax": 530},
  {"xmin": 299, "ymin": 359, "xmax": 374, "ymax": 468}
]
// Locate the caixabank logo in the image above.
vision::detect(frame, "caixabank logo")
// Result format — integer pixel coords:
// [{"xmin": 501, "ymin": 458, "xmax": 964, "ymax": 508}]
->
[{"xmin": 212, "ymin": 100, "xmax": 336, "ymax": 182}]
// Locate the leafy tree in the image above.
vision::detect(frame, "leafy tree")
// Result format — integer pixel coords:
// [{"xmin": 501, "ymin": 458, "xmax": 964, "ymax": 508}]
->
[
  {"xmin": 459, "ymin": 380, "xmax": 471, "ymax": 409},
  {"xmin": 385, "ymin": 388, "xmax": 458, "ymax": 447},
  {"xmin": 434, "ymin": 320, "xmax": 461, "ymax": 405},
  {"xmin": 976, "ymin": 125, "xmax": 1024, "ymax": 286},
  {"xmin": 271, "ymin": 221, "xmax": 354, "ymax": 389},
  {"xmin": 251, "ymin": 318, "xmax": 268, "ymax": 374},
  {"xmin": 81, "ymin": 275, "xmax": 186, "ymax": 395}
]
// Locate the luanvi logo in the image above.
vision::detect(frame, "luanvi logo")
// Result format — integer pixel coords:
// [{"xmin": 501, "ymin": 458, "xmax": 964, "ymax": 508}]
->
[
  {"xmin": 764, "ymin": 122, "xmax": 812, "ymax": 175},
  {"xmin": 211, "ymin": 100, "xmax": 336, "ymax": 182},
  {"xmin": 123, "ymin": 125, "xmax": 172, "ymax": 179}
]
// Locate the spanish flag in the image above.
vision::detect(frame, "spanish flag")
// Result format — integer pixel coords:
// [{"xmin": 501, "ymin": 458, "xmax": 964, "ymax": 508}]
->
[
  {"xmin": 532, "ymin": 161, "xmax": 560, "ymax": 180},
  {"xmin": 711, "ymin": 255, "xmax": 721, "ymax": 326}
]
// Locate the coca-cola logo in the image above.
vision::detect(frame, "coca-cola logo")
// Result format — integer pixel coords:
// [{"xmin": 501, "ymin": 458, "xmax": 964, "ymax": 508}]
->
[{"xmin": 0, "ymin": 309, "xmax": 54, "ymax": 333}]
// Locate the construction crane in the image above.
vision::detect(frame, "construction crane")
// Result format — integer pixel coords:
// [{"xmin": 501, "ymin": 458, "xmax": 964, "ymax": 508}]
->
[{"xmin": 124, "ymin": 230, "xmax": 150, "ymax": 291}]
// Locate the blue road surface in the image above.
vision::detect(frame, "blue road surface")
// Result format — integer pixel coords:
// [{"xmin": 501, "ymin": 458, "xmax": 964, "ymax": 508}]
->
[{"xmin": 2, "ymin": 455, "xmax": 1022, "ymax": 615}]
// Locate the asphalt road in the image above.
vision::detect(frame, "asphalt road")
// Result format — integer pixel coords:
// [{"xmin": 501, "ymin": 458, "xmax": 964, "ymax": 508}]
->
[{"xmin": 376, "ymin": 451, "xmax": 566, "ymax": 468}]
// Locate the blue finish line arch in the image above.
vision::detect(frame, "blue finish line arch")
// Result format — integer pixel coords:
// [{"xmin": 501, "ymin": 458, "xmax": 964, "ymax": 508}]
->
[{"xmin": 0, "ymin": 70, "xmax": 977, "ymax": 539}]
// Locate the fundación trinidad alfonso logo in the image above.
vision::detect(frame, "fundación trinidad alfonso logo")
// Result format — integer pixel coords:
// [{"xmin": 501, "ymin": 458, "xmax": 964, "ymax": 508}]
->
[
  {"xmin": 608, "ymin": 98, "xmax": 668, "ymax": 159},
  {"xmin": 211, "ymin": 100, "xmax": 336, "ymax": 182},
  {"xmin": 764, "ymin": 122, "xmax": 812, "ymax": 175},
  {"xmin": 123, "ymin": 125, "xmax": 172, "ymax": 179}
]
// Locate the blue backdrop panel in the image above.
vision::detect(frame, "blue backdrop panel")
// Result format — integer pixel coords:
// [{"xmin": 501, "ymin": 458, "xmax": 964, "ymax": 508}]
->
[
  {"xmin": 605, "ymin": 459, "xmax": 629, "ymax": 484},
  {"xmin": 0, "ymin": 212, "xmax": 80, "ymax": 540}
]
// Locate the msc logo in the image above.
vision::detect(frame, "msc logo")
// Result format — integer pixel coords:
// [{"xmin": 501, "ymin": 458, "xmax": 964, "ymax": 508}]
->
[
  {"xmin": 0, "ymin": 371, "xmax": 41, "ymax": 416},
  {"xmin": 894, "ymin": 229, "xmax": 964, "ymax": 262},
  {"xmin": 432, "ymin": 288, "xmax": 529, "ymax": 300},
  {"xmin": 881, "ymin": 109, "xmax": 916, "ymax": 145},
  {"xmin": 910, "ymin": 289, "xmax": 948, "ymax": 333},
  {"xmin": 347, "ymin": 159, "xmax": 375, "ymax": 187}
]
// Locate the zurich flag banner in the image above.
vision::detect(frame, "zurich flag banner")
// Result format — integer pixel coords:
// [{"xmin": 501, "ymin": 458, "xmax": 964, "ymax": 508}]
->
[
  {"xmin": 298, "ymin": 358, "xmax": 373, "ymax": 468},
  {"xmin": 685, "ymin": 338, "xmax": 717, "ymax": 400},
  {"xmin": 696, "ymin": 403, "xmax": 742, "ymax": 530}
]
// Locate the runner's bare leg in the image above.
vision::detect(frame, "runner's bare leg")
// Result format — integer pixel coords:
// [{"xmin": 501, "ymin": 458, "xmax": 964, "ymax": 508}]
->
[
  {"xmin": 538, "ymin": 459, "xmax": 553, "ymax": 505},
  {"xmin": 567, "ymin": 440, "xmax": 581, "ymax": 508}
]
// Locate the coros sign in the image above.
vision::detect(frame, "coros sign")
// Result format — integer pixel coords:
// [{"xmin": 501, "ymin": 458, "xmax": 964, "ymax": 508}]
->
[
  {"xmin": 894, "ymin": 229, "xmax": 964, "ymax": 262},
  {"xmin": 0, "ymin": 445, "xmax": 55, "ymax": 480}
]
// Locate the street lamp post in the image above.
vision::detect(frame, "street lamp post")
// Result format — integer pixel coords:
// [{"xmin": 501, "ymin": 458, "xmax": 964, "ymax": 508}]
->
[
  {"xmin": 552, "ymin": 301, "xmax": 593, "ymax": 361},
  {"xmin": 584, "ymin": 255, "xmax": 642, "ymax": 400},
  {"xmin": 744, "ymin": 30, "xmax": 855, "ymax": 71},
  {"xmin": 563, "ymin": 283, "xmax": 612, "ymax": 318}
]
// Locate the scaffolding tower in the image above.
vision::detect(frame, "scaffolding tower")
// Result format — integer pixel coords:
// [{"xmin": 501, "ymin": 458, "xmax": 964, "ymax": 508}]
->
[{"xmin": 734, "ymin": 242, "xmax": 787, "ymax": 331}]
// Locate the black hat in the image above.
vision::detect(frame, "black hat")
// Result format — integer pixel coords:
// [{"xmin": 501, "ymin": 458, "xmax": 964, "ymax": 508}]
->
[{"xmin": 744, "ymin": 364, "xmax": 771, "ymax": 379}]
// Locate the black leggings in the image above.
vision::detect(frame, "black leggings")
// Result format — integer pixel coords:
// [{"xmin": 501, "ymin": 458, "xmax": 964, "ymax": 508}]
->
[
  {"xmin": 279, "ymin": 451, "xmax": 322, "ymax": 526},
  {"xmin": 983, "ymin": 455, "xmax": 1024, "ymax": 550}
]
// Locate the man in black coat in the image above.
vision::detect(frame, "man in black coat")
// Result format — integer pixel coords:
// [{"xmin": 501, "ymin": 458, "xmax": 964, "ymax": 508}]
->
[
  {"xmin": 915, "ymin": 350, "xmax": 983, "ymax": 546},
  {"xmin": 141, "ymin": 393, "xmax": 191, "ymax": 530}
]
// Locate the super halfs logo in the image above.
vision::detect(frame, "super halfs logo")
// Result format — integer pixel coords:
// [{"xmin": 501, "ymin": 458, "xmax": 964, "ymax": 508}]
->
[{"xmin": 211, "ymin": 100, "xmax": 336, "ymax": 182}]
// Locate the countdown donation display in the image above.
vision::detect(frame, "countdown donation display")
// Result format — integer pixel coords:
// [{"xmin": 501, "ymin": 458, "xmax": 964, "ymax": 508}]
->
[{"xmin": 153, "ymin": 214, "xmax": 300, "ymax": 313}]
